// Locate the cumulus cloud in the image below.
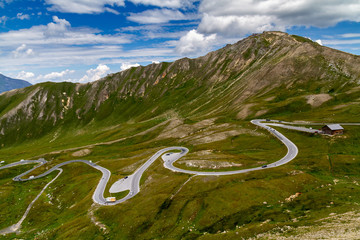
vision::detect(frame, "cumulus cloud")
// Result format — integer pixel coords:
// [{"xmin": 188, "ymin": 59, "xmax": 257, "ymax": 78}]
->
[
  {"xmin": 79, "ymin": 64, "xmax": 110, "ymax": 83},
  {"xmin": 120, "ymin": 62, "xmax": 140, "ymax": 71},
  {"xmin": 12, "ymin": 44, "xmax": 34, "ymax": 58},
  {"xmin": 176, "ymin": 29, "xmax": 216, "ymax": 55},
  {"xmin": 16, "ymin": 13, "xmax": 30, "ymax": 20},
  {"xmin": 316, "ymin": 39, "xmax": 323, "ymax": 45},
  {"xmin": 43, "ymin": 69, "xmax": 75, "ymax": 80},
  {"xmin": 172, "ymin": 0, "xmax": 360, "ymax": 57},
  {"xmin": 15, "ymin": 69, "xmax": 76, "ymax": 83},
  {"xmin": 197, "ymin": 0, "xmax": 360, "ymax": 37},
  {"xmin": 127, "ymin": 9, "xmax": 192, "ymax": 24},
  {"xmin": 44, "ymin": 16, "xmax": 70, "ymax": 38},
  {"xmin": 16, "ymin": 71, "xmax": 35, "ymax": 80},
  {"xmin": 198, "ymin": 13, "xmax": 279, "ymax": 37},
  {"xmin": 45, "ymin": 0, "xmax": 124, "ymax": 14}
]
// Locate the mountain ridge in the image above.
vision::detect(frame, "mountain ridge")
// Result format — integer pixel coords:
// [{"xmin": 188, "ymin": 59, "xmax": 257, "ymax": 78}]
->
[
  {"xmin": 0, "ymin": 31, "xmax": 359, "ymax": 146},
  {"xmin": 0, "ymin": 73, "xmax": 32, "ymax": 94}
]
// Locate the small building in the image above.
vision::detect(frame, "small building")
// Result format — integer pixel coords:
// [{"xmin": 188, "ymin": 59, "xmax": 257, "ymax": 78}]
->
[
  {"xmin": 106, "ymin": 197, "xmax": 116, "ymax": 202},
  {"xmin": 322, "ymin": 124, "xmax": 344, "ymax": 135}
]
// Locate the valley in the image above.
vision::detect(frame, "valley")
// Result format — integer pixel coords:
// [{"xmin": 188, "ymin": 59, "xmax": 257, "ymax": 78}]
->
[{"xmin": 1, "ymin": 118, "xmax": 360, "ymax": 238}]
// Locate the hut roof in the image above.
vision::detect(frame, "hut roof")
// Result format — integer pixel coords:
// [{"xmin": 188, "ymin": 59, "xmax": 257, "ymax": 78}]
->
[{"xmin": 325, "ymin": 124, "xmax": 344, "ymax": 130}]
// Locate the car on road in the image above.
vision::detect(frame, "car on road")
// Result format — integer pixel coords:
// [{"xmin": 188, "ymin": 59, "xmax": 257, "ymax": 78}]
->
[
  {"xmin": 124, "ymin": 176, "xmax": 128, "ymax": 179},
  {"xmin": 261, "ymin": 165, "xmax": 267, "ymax": 168}
]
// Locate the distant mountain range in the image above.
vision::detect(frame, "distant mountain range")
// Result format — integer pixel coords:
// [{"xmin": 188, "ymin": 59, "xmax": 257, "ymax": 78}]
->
[{"xmin": 0, "ymin": 73, "xmax": 31, "ymax": 93}]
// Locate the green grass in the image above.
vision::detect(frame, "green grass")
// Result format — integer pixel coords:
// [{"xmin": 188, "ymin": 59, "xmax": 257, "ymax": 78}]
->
[
  {"xmin": 0, "ymin": 165, "xmax": 63, "ymax": 231},
  {"xmin": 1, "ymin": 118, "xmax": 360, "ymax": 239},
  {"xmin": 0, "ymin": 121, "xmax": 360, "ymax": 239},
  {"xmin": 174, "ymin": 131, "xmax": 287, "ymax": 171}
]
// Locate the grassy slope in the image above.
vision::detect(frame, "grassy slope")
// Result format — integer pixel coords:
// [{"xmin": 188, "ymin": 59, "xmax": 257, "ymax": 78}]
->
[
  {"xmin": 0, "ymin": 119, "xmax": 360, "ymax": 239},
  {"xmin": 0, "ymin": 32, "xmax": 360, "ymax": 239}
]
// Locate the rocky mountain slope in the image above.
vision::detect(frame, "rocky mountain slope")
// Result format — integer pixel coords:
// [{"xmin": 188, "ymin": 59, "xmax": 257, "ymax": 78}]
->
[
  {"xmin": 1, "ymin": 31, "xmax": 359, "ymax": 146},
  {"xmin": 0, "ymin": 73, "xmax": 31, "ymax": 94}
]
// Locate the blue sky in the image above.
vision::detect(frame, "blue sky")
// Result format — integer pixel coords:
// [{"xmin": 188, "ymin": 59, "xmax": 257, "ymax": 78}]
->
[{"xmin": 1, "ymin": 0, "xmax": 360, "ymax": 84}]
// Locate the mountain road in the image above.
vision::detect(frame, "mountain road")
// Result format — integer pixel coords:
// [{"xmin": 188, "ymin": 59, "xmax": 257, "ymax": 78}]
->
[
  {"xmin": 1, "ymin": 118, "xmax": 356, "ymax": 234},
  {"xmin": 0, "ymin": 119, "xmax": 335, "ymax": 207}
]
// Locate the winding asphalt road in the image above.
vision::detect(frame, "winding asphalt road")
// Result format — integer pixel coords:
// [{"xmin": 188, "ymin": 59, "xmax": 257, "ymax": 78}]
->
[
  {"xmin": 0, "ymin": 119, "xmax": 314, "ymax": 209},
  {"xmin": 0, "ymin": 119, "xmax": 303, "ymax": 209},
  {"xmin": 4, "ymin": 118, "xmax": 354, "ymax": 235},
  {"xmin": 0, "ymin": 118, "xmax": 348, "ymax": 209},
  {"xmin": 162, "ymin": 119, "xmax": 298, "ymax": 175}
]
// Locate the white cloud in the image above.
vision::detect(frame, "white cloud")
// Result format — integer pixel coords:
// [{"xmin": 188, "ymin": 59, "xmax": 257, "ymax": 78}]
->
[
  {"xmin": 16, "ymin": 71, "xmax": 35, "ymax": 80},
  {"xmin": 197, "ymin": 0, "xmax": 360, "ymax": 37},
  {"xmin": 43, "ymin": 69, "xmax": 75, "ymax": 80},
  {"xmin": 315, "ymin": 39, "xmax": 322, "ymax": 45},
  {"xmin": 340, "ymin": 33, "xmax": 360, "ymax": 38},
  {"xmin": 104, "ymin": 7, "xmax": 120, "ymax": 15},
  {"xmin": 0, "ymin": 16, "xmax": 130, "ymax": 48},
  {"xmin": 127, "ymin": 9, "xmax": 192, "ymax": 24},
  {"xmin": 12, "ymin": 44, "xmax": 35, "ymax": 58},
  {"xmin": 176, "ymin": 29, "xmax": 216, "ymax": 55},
  {"xmin": 120, "ymin": 62, "xmax": 140, "ymax": 71},
  {"xmin": 322, "ymin": 39, "xmax": 360, "ymax": 45},
  {"xmin": 16, "ymin": 13, "xmax": 30, "ymax": 20},
  {"xmin": 119, "ymin": 24, "xmax": 190, "ymax": 41},
  {"xmin": 45, "ymin": 0, "xmax": 125, "ymax": 14},
  {"xmin": 0, "ymin": 43, "xmax": 175, "ymax": 73},
  {"xmin": 15, "ymin": 69, "xmax": 76, "ymax": 83},
  {"xmin": 198, "ymin": 13, "xmax": 279, "ymax": 37},
  {"xmin": 44, "ymin": 16, "xmax": 70, "ymax": 38},
  {"xmin": 79, "ymin": 64, "xmax": 110, "ymax": 83},
  {"xmin": 0, "ymin": 13, "xmax": 182, "ymax": 73}
]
